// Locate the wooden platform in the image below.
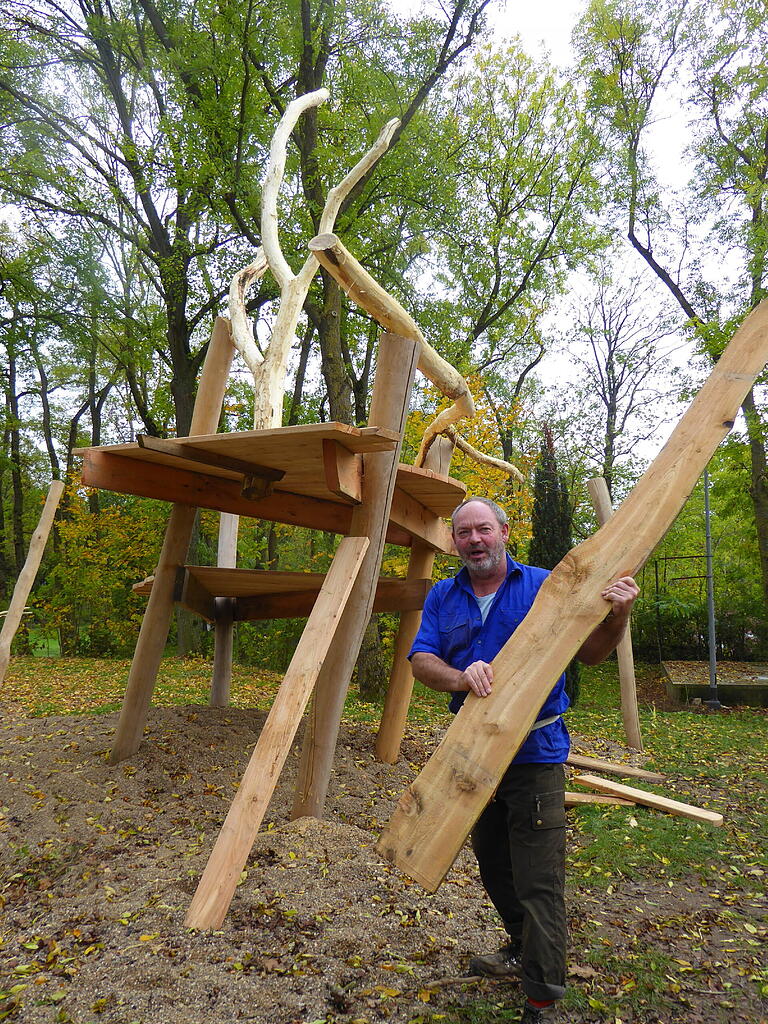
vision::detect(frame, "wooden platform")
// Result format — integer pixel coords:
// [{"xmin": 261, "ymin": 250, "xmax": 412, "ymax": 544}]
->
[
  {"xmin": 78, "ymin": 423, "xmax": 463, "ymax": 553},
  {"xmin": 134, "ymin": 567, "xmax": 432, "ymax": 622}
]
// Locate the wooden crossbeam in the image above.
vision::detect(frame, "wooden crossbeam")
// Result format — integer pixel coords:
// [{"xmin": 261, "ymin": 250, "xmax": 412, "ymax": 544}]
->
[
  {"xmin": 134, "ymin": 568, "xmax": 430, "ymax": 618},
  {"xmin": 234, "ymin": 579, "xmax": 430, "ymax": 621},
  {"xmin": 80, "ymin": 451, "xmax": 452, "ymax": 551},
  {"xmin": 138, "ymin": 434, "xmax": 285, "ymax": 500},
  {"xmin": 185, "ymin": 536, "xmax": 370, "ymax": 929},
  {"xmin": 574, "ymin": 775, "xmax": 723, "ymax": 826},
  {"xmin": 377, "ymin": 298, "xmax": 768, "ymax": 890},
  {"xmin": 566, "ymin": 753, "xmax": 664, "ymax": 782}
]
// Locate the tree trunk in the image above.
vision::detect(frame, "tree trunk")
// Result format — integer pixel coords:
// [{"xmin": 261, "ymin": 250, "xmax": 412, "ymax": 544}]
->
[
  {"xmin": 355, "ymin": 615, "xmax": 388, "ymax": 700},
  {"xmin": 318, "ymin": 271, "xmax": 353, "ymax": 423}
]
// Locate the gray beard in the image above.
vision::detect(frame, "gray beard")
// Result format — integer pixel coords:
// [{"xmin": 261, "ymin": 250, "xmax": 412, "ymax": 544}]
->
[{"xmin": 461, "ymin": 541, "xmax": 506, "ymax": 578}]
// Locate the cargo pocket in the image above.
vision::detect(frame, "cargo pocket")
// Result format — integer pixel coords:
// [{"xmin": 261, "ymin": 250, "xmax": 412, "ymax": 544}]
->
[{"xmin": 531, "ymin": 789, "xmax": 566, "ymax": 831}]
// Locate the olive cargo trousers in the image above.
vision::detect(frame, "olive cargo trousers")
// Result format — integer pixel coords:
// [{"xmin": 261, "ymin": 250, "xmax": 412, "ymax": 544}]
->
[{"xmin": 471, "ymin": 761, "xmax": 567, "ymax": 1003}]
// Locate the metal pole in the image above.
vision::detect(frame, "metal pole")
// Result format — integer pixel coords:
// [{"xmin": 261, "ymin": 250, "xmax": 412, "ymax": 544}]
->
[{"xmin": 703, "ymin": 467, "xmax": 721, "ymax": 709}]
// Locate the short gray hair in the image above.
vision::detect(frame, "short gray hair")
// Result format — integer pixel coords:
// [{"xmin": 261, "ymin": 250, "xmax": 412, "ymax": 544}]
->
[{"xmin": 451, "ymin": 497, "xmax": 508, "ymax": 530}]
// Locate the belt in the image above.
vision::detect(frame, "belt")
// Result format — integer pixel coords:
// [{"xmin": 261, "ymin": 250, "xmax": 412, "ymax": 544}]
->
[{"xmin": 528, "ymin": 713, "xmax": 561, "ymax": 733}]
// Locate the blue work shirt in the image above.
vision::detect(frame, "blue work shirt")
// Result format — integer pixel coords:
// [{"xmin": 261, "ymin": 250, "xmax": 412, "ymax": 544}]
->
[{"xmin": 409, "ymin": 554, "xmax": 570, "ymax": 764}]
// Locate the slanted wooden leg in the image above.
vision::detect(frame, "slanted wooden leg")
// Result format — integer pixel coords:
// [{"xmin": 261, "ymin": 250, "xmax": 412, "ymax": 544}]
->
[
  {"xmin": 110, "ymin": 318, "xmax": 235, "ymax": 764},
  {"xmin": 291, "ymin": 332, "xmax": 419, "ymax": 820},
  {"xmin": 0, "ymin": 479, "xmax": 65, "ymax": 685},
  {"xmin": 587, "ymin": 477, "xmax": 643, "ymax": 751},
  {"xmin": 375, "ymin": 436, "xmax": 455, "ymax": 763},
  {"xmin": 185, "ymin": 535, "xmax": 370, "ymax": 928},
  {"xmin": 210, "ymin": 512, "xmax": 239, "ymax": 707}
]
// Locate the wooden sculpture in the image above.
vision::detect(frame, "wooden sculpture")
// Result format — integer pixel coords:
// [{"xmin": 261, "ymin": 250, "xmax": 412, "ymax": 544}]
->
[{"xmin": 377, "ymin": 298, "xmax": 768, "ymax": 891}]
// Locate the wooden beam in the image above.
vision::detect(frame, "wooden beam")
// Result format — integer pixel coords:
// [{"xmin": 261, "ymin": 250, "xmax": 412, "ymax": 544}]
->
[
  {"xmin": 80, "ymin": 449, "xmax": 413, "ymax": 549},
  {"xmin": 176, "ymin": 569, "xmax": 216, "ymax": 622},
  {"xmin": 564, "ymin": 792, "xmax": 633, "ymax": 807},
  {"xmin": 138, "ymin": 434, "xmax": 284, "ymax": 499},
  {"xmin": 566, "ymin": 753, "xmax": 664, "ymax": 782},
  {"xmin": 389, "ymin": 486, "xmax": 456, "ymax": 554},
  {"xmin": 376, "ymin": 436, "xmax": 456, "ymax": 764},
  {"xmin": 574, "ymin": 775, "xmax": 723, "ymax": 826},
  {"xmin": 234, "ymin": 578, "xmax": 431, "ymax": 621},
  {"xmin": 587, "ymin": 477, "xmax": 643, "ymax": 751},
  {"xmin": 292, "ymin": 333, "xmax": 420, "ymax": 820},
  {"xmin": 322, "ymin": 438, "xmax": 362, "ymax": 502},
  {"xmin": 185, "ymin": 535, "xmax": 370, "ymax": 929},
  {"xmin": 109, "ymin": 317, "xmax": 235, "ymax": 764},
  {"xmin": 0, "ymin": 480, "xmax": 65, "ymax": 685},
  {"xmin": 377, "ymin": 298, "xmax": 768, "ymax": 890},
  {"xmin": 81, "ymin": 449, "xmax": 355, "ymax": 533}
]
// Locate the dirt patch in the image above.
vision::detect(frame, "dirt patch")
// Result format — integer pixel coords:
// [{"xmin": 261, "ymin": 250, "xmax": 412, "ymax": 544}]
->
[{"xmin": 0, "ymin": 701, "xmax": 765, "ymax": 1023}]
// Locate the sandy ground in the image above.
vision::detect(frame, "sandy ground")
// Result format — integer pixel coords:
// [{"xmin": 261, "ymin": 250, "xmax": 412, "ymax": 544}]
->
[{"xmin": 1, "ymin": 700, "xmax": 765, "ymax": 1024}]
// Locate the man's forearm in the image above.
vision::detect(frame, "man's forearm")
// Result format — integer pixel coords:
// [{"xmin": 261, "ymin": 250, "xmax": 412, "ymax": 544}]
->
[
  {"xmin": 410, "ymin": 652, "xmax": 466, "ymax": 692},
  {"xmin": 576, "ymin": 611, "xmax": 630, "ymax": 666}
]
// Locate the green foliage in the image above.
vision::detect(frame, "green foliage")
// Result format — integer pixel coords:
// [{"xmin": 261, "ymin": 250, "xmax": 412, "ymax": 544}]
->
[{"xmin": 37, "ymin": 485, "xmax": 167, "ymax": 656}]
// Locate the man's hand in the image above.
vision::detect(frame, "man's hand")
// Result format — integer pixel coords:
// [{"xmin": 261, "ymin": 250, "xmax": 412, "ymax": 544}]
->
[
  {"xmin": 601, "ymin": 576, "xmax": 640, "ymax": 620},
  {"xmin": 459, "ymin": 660, "xmax": 493, "ymax": 697}
]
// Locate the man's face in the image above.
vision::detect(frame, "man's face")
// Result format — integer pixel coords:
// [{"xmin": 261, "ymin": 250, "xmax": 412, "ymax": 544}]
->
[{"xmin": 452, "ymin": 501, "xmax": 509, "ymax": 578}]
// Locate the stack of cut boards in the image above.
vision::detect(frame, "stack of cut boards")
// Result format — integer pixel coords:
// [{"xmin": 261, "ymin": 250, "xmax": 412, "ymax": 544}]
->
[{"xmin": 564, "ymin": 752, "xmax": 723, "ymax": 827}]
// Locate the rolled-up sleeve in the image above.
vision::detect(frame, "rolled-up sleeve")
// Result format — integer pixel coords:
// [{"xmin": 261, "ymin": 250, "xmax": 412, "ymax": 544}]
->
[{"xmin": 408, "ymin": 585, "xmax": 444, "ymax": 660}]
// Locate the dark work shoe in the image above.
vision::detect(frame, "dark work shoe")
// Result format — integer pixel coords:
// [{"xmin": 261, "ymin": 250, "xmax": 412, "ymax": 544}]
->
[
  {"xmin": 520, "ymin": 1000, "xmax": 558, "ymax": 1023},
  {"xmin": 468, "ymin": 941, "xmax": 522, "ymax": 978}
]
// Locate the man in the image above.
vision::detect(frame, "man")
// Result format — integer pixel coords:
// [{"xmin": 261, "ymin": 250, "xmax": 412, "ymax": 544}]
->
[{"xmin": 409, "ymin": 497, "xmax": 638, "ymax": 1024}]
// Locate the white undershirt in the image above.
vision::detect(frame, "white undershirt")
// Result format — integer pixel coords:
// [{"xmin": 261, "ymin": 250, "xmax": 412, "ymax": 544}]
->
[{"xmin": 475, "ymin": 590, "xmax": 497, "ymax": 623}]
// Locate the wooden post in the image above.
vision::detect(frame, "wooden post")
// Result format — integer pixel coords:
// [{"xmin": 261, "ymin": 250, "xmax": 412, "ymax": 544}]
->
[
  {"xmin": 0, "ymin": 479, "xmax": 65, "ymax": 684},
  {"xmin": 587, "ymin": 477, "xmax": 644, "ymax": 751},
  {"xmin": 377, "ymin": 298, "xmax": 768, "ymax": 891},
  {"xmin": 110, "ymin": 317, "xmax": 235, "ymax": 764},
  {"xmin": 375, "ymin": 436, "xmax": 455, "ymax": 763},
  {"xmin": 185, "ymin": 535, "xmax": 370, "ymax": 929},
  {"xmin": 291, "ymin": 332, "xmax": 419, "ymax": 820},
  {"xmin": 209, "ymin": 512, "xmax": 239, "ymax": 707}
]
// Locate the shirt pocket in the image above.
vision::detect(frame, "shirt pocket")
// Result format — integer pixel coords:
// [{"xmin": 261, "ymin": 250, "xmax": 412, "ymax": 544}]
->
[
  {"xmin": 438, "ymin": 616, "xmax": 472, "ymax": 664},
  {"xmin": 491, "ymin": 608, "xmax": 527, "ymax": 646}
]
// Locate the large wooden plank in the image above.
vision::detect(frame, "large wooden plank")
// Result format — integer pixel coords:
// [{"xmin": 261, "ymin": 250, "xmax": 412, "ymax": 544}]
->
[
  {"xmin": 377, "ymin": 298, "xmax": 768, "ymax": 890},
  {"xmin": 566, "ymin": 753, "xmax": 664, "ymax": 782},
  {"xmin": 574, "ymin": 775, "xmax": 723, "ymax": 826},
  {"xmin": 185, "ymin": 536, "xmax": 370, "ymax": 928},
  {"xmin": 587, "ymin": 477, "xmax": 643, "ymax": 751}
]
